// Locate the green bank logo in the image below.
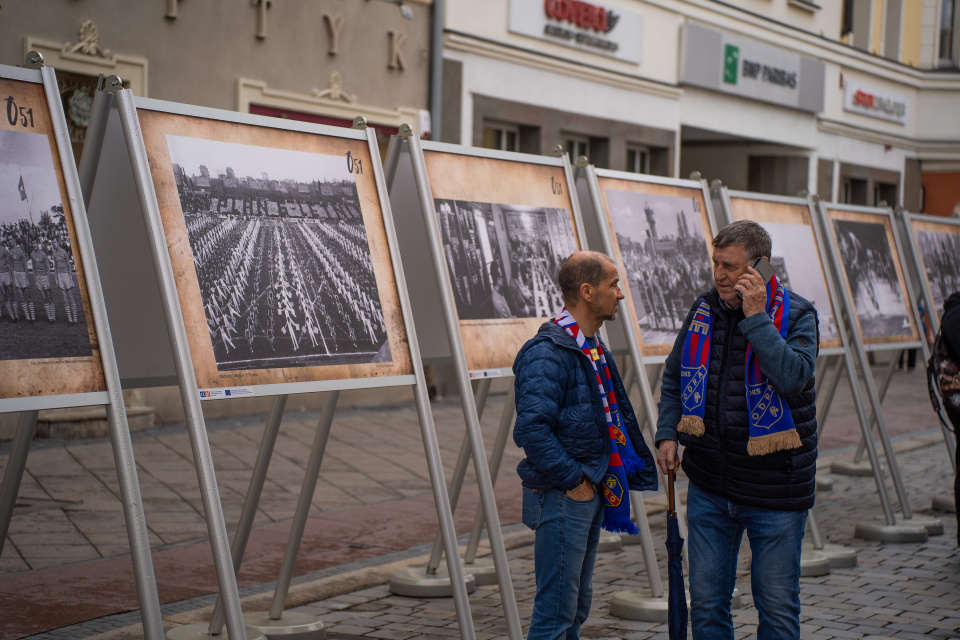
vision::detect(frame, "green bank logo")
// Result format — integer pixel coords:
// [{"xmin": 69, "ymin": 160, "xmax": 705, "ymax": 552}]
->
[{"xmin": 723, "ymin": 44, "xmax": 739, "ymax": 84}]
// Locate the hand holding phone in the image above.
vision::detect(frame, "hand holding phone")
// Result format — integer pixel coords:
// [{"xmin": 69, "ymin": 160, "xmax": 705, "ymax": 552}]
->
[{"xmin": 736, "ymin": 257, "xmax": 775, "ymax": 300}]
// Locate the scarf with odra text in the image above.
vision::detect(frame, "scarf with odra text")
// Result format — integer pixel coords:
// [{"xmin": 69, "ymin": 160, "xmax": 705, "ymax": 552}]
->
[
  {"xmin": 555, "ymin": 308, "xmax": 643, "ymax": 535},
  {"xmin": 677, "ymin": 276, "xmax": 802, "ymax": 456}
]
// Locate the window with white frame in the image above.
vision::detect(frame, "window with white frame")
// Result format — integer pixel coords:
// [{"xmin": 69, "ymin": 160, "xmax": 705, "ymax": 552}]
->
[
  {"xmin": 563, "ymin": 133, "xmax": 589, "ymax": 164},
  {"xmin": 626, "ymin": 145, "xmax": 649, "ymax": 174},
  {"xmin": 482, "ymin": 122, "xmax": 520, "ymax": 152}
]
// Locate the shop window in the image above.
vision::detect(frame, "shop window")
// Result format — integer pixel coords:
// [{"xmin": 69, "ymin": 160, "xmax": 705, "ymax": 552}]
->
[
  {"xmin": 626, "ymin": 146, "xmax": 650, "ymax": 174},
  {"xmin": 482, "ymin": 123, "xmax": 519, "ymax": 152},
  {"xmin": 563, "ymin": 134, "xmax": 590, "ymax": 164},
  {"xmin": 843, "ymin": 177, "xmax": 869, "ymax": 205},
  {"xmin": 874, "ymin": 182, "xmax": 898, "ymax": 207}
]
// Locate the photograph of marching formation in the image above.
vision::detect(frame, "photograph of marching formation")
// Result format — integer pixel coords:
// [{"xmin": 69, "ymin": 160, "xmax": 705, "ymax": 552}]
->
[
  {"xmin": 603, "ymin": 187, "xmax": 713, "ymax": 350},
  {"xmin": 914, "ymin": 225, "xmax": 960, "ymax": 312},
  {"xmin": 830, "ymin": 213, "xmax": 917, "ymax": 342},
  {"xmin": 165, "ymin": 135, "xmax": 391, "ymax": 373},
  {"xmin": 435, "ymin": 199, "xmax": 577, "ymax": 321},
  {"xmin": 727, "ymin": 197, "xmax": 842, "ymax": 350},
  {"xmin": 0, "ymin": 128, "xmax": 92, "ymax": 361}
]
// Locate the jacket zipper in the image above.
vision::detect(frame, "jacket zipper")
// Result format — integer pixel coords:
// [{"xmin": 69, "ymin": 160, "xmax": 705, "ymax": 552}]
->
[{"xmin": 716, "ymin": 308, "xmax": 735, "ymax": 497}]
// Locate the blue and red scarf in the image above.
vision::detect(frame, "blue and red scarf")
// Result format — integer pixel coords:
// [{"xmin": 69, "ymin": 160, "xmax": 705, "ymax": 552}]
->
[
  {"xmin": 555, "ymin": 308, "xmax": 643, "ymax": 535},
  {"xmin": 677, "ymin": 276, "xmax": 802, "ymax": 456}
]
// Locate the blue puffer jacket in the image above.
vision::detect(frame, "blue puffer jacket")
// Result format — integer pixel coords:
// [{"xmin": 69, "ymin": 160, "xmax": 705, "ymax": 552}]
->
[
  {"xmin": 512, "ymin": 321, "xmax": 658, "ymax": 492},
  {"xmin": 656, "ymin": 289, "xmax": 819, "ymax": 511}
]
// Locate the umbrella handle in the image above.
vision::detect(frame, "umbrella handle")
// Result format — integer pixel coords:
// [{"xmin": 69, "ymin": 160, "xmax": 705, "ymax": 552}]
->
[{"xmin": 667, "ymin": 467, "xmax": 675, "ymax": 515}]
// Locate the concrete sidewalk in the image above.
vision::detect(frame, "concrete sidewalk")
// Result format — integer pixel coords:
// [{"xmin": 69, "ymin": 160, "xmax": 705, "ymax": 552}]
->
[{"xmin": 1, "ymin": 354, "xmax": 957, "ymax": 639}]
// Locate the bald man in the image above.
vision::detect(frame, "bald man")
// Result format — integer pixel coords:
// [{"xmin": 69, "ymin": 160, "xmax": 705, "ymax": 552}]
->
[{"xmin": 513, "ymin": 250, "xmax": 657, "ymax": 640}]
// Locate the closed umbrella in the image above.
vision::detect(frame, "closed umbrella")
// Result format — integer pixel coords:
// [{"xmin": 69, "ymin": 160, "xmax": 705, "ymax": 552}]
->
[{"xmin": 666, "ymin": 467, "xmax": 688, "ymax": 640}]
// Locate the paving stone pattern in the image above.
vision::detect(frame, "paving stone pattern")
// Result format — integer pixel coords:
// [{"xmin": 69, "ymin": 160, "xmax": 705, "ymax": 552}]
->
[{"xmin": 289, "ymin": 441, "xmax": 959, "ymax": 640}]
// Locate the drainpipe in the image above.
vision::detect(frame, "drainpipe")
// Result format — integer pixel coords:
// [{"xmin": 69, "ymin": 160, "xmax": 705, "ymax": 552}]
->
[{"xmin": 430, "ymin": 0, "xmax": 445, "ymax": 141}]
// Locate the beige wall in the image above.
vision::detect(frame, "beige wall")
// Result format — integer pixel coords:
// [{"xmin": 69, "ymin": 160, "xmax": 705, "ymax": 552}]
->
[{"xmin": 1, "ymin": 0, "xmax": 432, "ymax": 115}]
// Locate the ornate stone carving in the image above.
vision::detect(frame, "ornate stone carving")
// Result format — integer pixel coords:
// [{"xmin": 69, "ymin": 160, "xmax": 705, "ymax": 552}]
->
[
  {"xmin": 312, "ymin": 71, "xmax": 358, "ymax": 104},
  {"xmin": 64, "ymin": 20, "xmax": 113, "ymax": 60}
]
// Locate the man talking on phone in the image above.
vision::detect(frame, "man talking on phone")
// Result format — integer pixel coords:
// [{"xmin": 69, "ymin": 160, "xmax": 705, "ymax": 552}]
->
[{"xmin": 655, "ymin": 220, "xmax": 819, "ymax": 640}]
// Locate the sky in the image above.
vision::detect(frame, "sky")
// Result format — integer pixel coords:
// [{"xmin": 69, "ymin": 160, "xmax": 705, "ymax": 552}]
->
[
  {"xmin": 0, "ymin": 129, "xmax": 63, "ymax": 225},
  {"xmin": 166, "ymin": 135, "xmax": 357, "ymax": 184}
]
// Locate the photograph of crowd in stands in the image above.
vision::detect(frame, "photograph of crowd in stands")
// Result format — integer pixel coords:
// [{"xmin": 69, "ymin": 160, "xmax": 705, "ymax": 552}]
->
[
  {"xmin": 0, "ymin": 128, "xmax": 93, "ymax": 361},
  {"xmin": 832, "ymin": 217, "xmax": 913, "ymax": 339},
  {"xmin": 434, "ymin": 199, "xmax": 577, "ymax": 320},
  {"xmin": 916, "ymin": 228, "xmax": 960, "ymax": 312},
  {"xmin": 166, "ymin": 135, "xmax": 390, "ymax": 371},
  {"xmin": 756, "ymin": 221, "xmax": 839, "ymax": 342},
  {"xmin": 604, "ymin": 188, "xmax": 713, "ymax": 346}
]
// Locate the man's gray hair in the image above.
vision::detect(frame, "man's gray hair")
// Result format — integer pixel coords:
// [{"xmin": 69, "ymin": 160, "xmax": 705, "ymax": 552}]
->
[
  {"xmin": 557, "ymin": 251, "xmax": 615, "ymax": 306},
  {"xmin": 712, "ymin": 220, "xmax": 772, "ymax": 262}
]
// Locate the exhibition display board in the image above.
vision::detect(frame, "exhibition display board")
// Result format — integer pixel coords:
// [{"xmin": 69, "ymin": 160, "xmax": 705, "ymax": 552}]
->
[
  {"xmin": 81, "ymin": 81, "xmax": 476, "ymax": 640},
  {"xmin": 718, "ymin": 191, "xmax": 843, "ymax": 353},
  {"xmin": 386, "ymin": 134, "xmax": 583, "ymax": 638},
  {"xmin": 814, "ymin": 200, "xmax": 938, "ymax": 541},
  {"xmin": 822, "ymin": 205, "xmax": 921, "ymax": 349},
  {"xmin": 0, "ymin": 60, "xmax": 163, "ymax": 639},
  {"xmin": 896, "ymin": 211, "xmax": 958, "ymax": 471},
  {"xmin": 586, "ymin": 170, "xmax": 718, "ymax": 361}
]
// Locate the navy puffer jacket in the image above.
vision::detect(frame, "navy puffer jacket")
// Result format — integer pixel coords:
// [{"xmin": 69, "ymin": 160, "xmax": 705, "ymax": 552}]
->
[
  {"xmin": 657, "ymin": 289, "xmax": 819, "ymax": 511},
  {"xmin": 513, "ymin": 321, "xmax": 658, "ymax": 493}
]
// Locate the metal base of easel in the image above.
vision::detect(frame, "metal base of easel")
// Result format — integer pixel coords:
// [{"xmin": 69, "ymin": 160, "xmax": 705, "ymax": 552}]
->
[
  {"xmin": 815, "ymin": 476, "xmax": 834, "ymax": 492},
  {"xmin": 854, "ymin": 519, "xmax": 928, "ymax": 543},
  {"xmin": 932, "ymin": 494, "xmax": 956, "ymax": 512},
  {"xmin": 830, "ymin": 460, "xmax": 883, "ymax": 476},
  {"xmin": 166, "ymin": 624, "xmax": 267, "ymax": 640},
  {"xmin": 609, "ymin": 588, "xmax": 740, "ymax": 621},
  {"xmin": 803, "ymin": 541, "xmax": 858, "ymax": 569},
  {"xmin": 597, "ymin": 533, "xmax": 622, "ymax": 553},
  {"xmin": 244, "ymin": 610, "xmax": 326, "ymax": 640},
  {"xmin": 799, "ymin": 549, "xmax": 831, "ymax": 577},
  {"xmin": 389, "ymin": 565, "xmax": 477, "ymax": 598},
  {"xmin": 431, "ymin": 558, "xmax": 498, "ymax": 587},
  {"xmin": 904, "ymin": 516, "xmax": 944, "ymax": 536}
]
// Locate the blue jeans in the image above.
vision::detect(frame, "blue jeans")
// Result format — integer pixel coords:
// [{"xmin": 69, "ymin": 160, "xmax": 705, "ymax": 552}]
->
[
  {"xmin": 522, "ymin": 486, "xmax": 603, "ymax": 640},
  {"xmin": 686, "ymin": 482, "xmax": 807, "ymax": 640}
]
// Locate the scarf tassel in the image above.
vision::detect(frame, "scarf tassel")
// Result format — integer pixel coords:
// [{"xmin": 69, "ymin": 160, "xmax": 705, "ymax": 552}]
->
[
  {"xmin": 677, "ymin": 415, "xmax": 705, "ymax": 437},
  {"xmin": 747, "ymin": 429, "xmax": 802, "ymax": 456},
  {"xmin": 601, "ymin": 516, "xmax": 640, "ymax": 536}
]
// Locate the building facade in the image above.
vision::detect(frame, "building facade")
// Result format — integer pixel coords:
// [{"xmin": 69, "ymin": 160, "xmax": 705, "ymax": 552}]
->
[{"xmin": 440, "ymin": 0, "xmax": 960, "ymax": 215}]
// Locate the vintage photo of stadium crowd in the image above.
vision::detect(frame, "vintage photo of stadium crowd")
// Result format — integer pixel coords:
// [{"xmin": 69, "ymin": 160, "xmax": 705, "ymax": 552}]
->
[
  {"xmin": 604, "ymin": 189, "xmax": 713, "ymax": 346},
  {"xmin": 166, "ymin": 135, "xmax": 390, "ymax": 371},
  {"xmin": 832, "ymin": 218, "xmax": 912, "ymax": 338},
  {"xmin": 434, "ymin": 199, "xmax": 578, "ymax": 321},
  {"xmin": 0, "ymin": 129, "xmax": 92, "ymax": 361},
  {"xmin": 916, "ymin": 228, "xmax": 960, "ymax": 312}
]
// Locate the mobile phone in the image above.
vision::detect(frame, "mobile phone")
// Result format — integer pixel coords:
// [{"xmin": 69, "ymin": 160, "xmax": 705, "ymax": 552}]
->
[{"xmin": 736, "ymin": 257, "xmax": 776, "ymax": 300}]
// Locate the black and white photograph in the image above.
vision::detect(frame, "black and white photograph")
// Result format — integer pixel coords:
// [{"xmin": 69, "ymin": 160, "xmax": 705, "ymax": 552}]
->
[
  {"xmin": 0, "ymin": 128, "xmax": 93, "ymax": 361},
  {"xmin": 832, "ymin": 217, "xmax": 913, "ymax": 339},
  {"xmin": 916, "ymin": 228, "xmax": 960, "ymax": 312},
  {"xmin": 758, "ymin": 221, "xmax": 839, "ymax": 341},
  {"xmin": 605, "ymin": 188, "xmax": 713, "ymax": 345},
  {"xmin": 166, "ymin": 135, "xmax": 391, "ymax": 372},
  {"xmin": 434, "ymin": 199, "xmax": 577, "ymax": 320}
]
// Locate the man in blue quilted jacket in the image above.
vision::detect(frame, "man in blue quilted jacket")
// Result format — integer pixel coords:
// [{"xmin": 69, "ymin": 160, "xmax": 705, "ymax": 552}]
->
[
  {"xmin": 656, "ymin": 220, "xmax": 819, "ymax": 640},
  {"xmin": 513, "ymin": 250, "xmax": 657, "ymax": 640}
]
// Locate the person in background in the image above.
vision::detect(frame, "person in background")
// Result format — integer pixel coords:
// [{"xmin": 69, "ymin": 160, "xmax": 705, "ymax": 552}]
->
[{"xmin": 934, "ymin": 291, "xmax": 960, "ymax": 545}]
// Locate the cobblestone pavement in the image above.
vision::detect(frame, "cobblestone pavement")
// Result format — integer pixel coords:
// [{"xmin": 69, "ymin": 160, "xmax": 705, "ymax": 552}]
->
[
  {"xmin": 279, "ymin": 434, "xmax": 959, "ymax": 640},
  {"xmin": 3, "ymin": 355, "xmax": 959, "ymax": 639}
]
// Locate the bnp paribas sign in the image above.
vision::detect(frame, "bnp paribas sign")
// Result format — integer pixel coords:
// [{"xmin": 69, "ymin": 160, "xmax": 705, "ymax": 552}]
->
[
  {"xmin": 509, "ymin": 0, "xmax": 644, "ymax": 65},
  {"xmin": 682, "ymin": 23, "xmax": 825, "ymax": 113}
]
